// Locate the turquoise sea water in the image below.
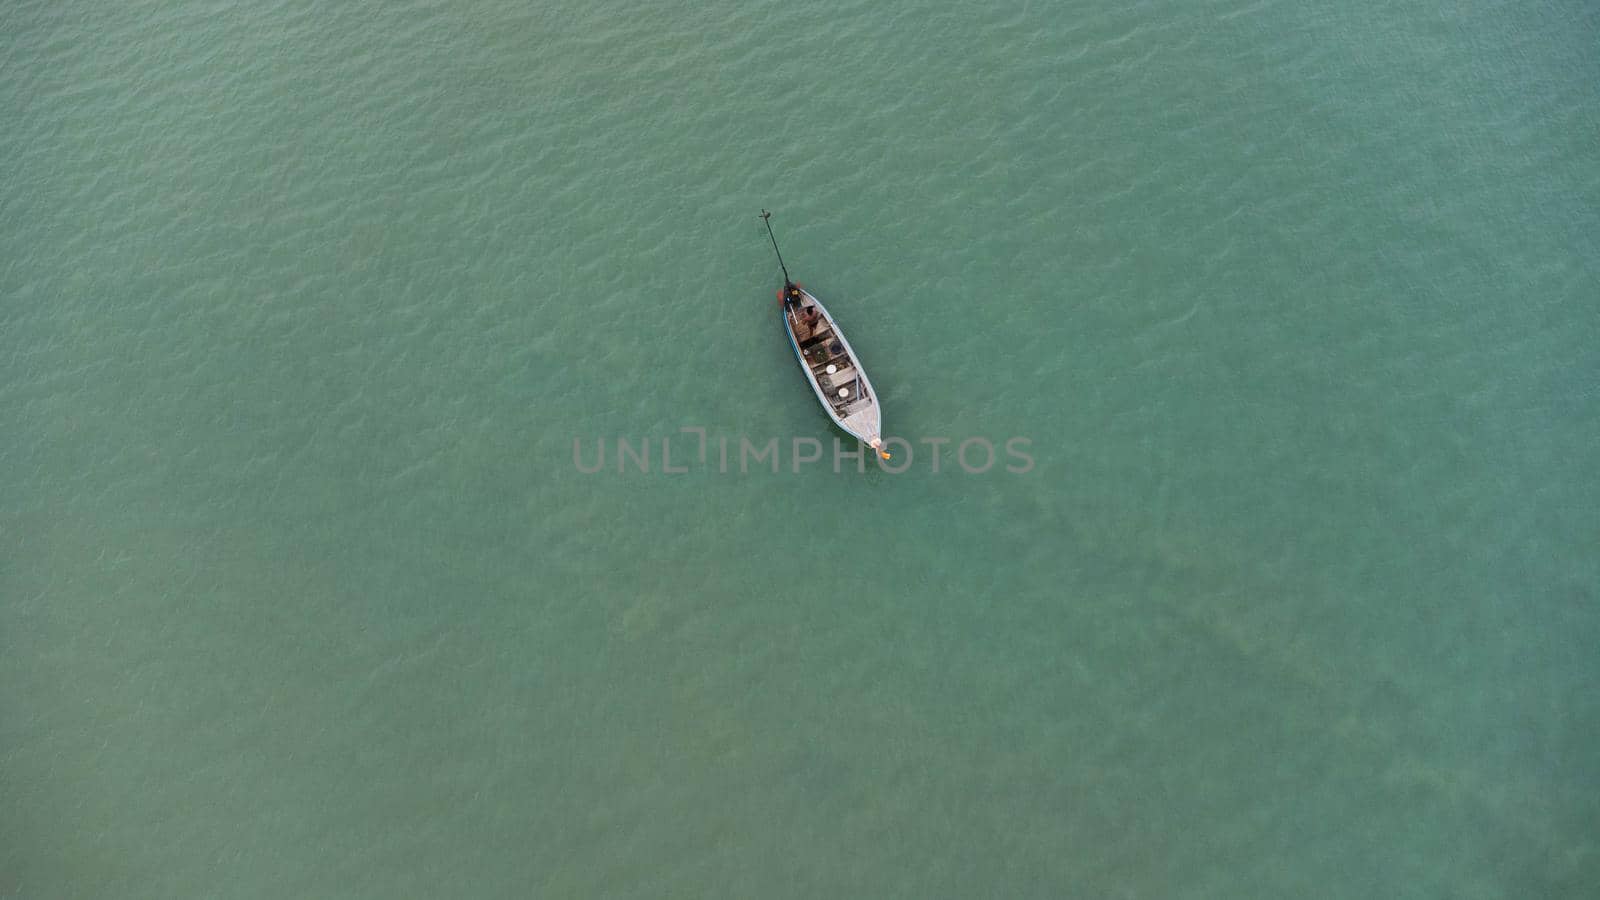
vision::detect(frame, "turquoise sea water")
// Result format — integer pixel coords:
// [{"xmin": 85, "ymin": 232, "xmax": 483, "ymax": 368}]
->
[{"xmin": 3, "ymin": 0, "xmax": 1597, "ymax": 896}]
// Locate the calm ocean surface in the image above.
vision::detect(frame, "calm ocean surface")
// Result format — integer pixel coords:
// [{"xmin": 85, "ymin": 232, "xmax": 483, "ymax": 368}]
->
[{"xmin": 3, "ymin": 0, "xmax": 1596, "ymax": 896}]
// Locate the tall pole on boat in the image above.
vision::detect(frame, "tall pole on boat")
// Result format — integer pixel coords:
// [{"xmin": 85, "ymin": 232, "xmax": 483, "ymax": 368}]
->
[{"xmin": 759, "ymin": 210, "xmax": 791, "ymax": 286}]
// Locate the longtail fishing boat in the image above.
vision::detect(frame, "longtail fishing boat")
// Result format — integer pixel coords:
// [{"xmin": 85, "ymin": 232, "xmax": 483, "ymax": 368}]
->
[{"xmin": 760, "ymin": 210, "xmax": 891, "ymax": 461}]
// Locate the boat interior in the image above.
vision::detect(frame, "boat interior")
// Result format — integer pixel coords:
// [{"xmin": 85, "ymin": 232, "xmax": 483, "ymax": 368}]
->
[{"xmin": 787, "ymin": 296, "xmax": 875, "ymax": 418}]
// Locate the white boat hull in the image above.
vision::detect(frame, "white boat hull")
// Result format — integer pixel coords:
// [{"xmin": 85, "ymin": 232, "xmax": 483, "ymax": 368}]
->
[{"xmin": 780, "ymin": 286, "xmax": 886, "ymax": 456}]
